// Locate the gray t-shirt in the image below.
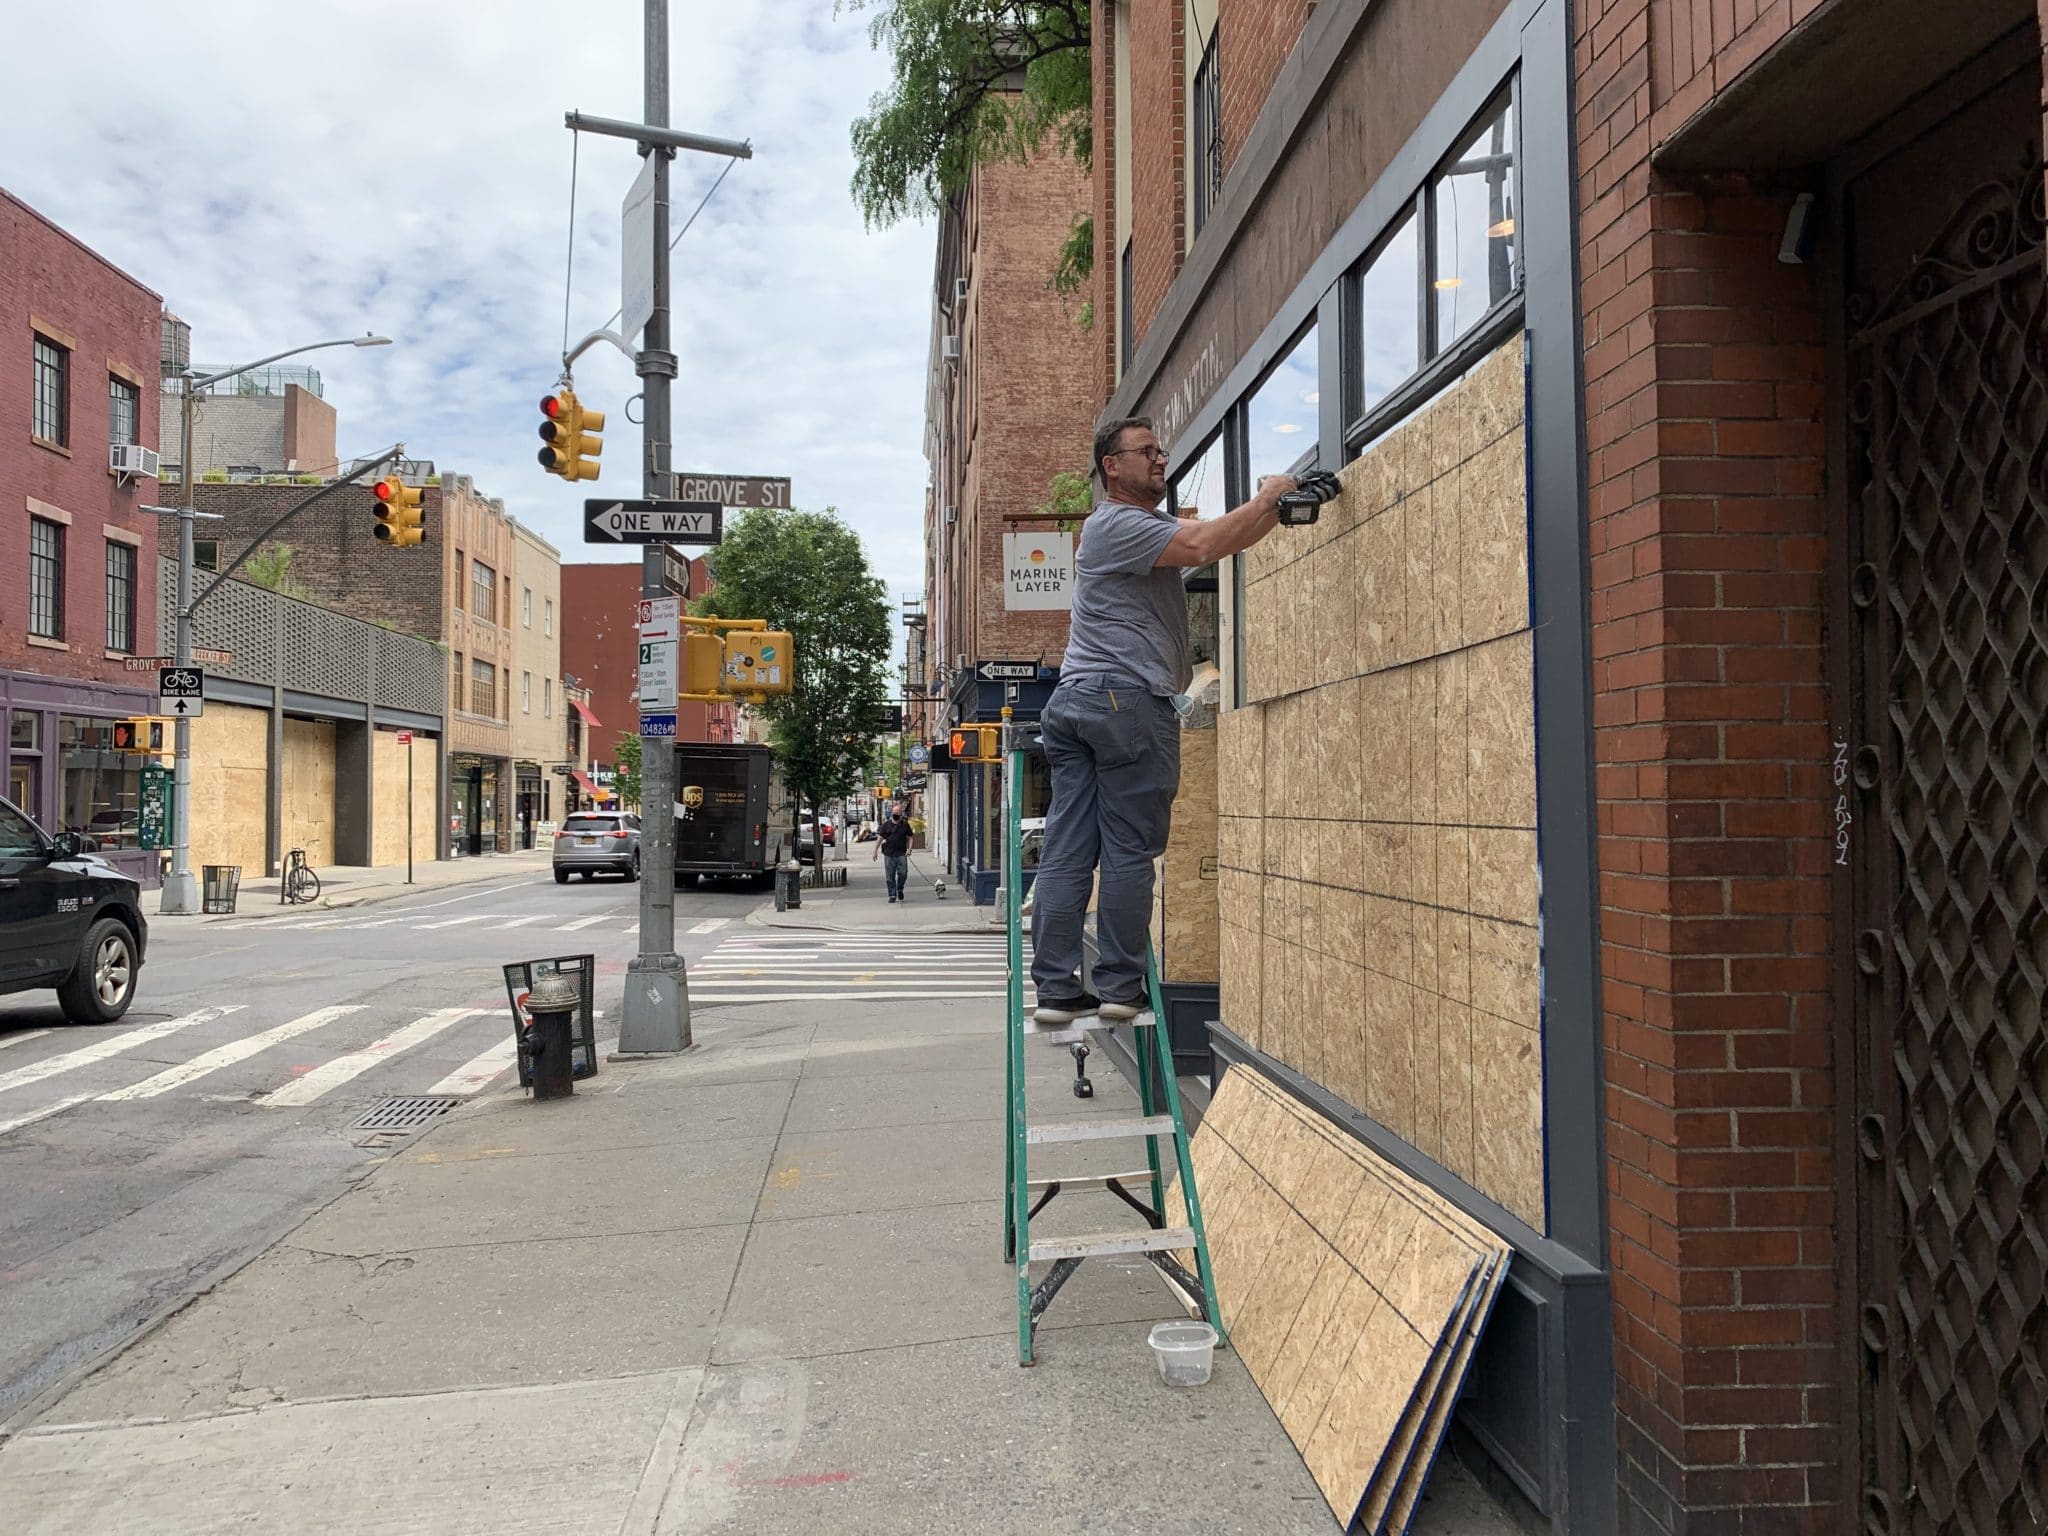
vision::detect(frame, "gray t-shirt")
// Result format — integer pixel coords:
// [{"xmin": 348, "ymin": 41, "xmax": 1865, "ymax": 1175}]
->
[{"xmin": 1059, "ymin": 498, "xmax": 1188, "ymax": 697}]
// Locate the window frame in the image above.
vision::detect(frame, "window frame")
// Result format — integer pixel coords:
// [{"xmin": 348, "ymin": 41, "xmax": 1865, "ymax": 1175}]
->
[
  {"xmin": 104, "ymin": 540, "xmax": 136, "ymax": 654},
  {"xmin": 522, "ymin": 587, "xmax": 532, "ymax": 627},
  {"xmin": 107, "ymin": 375, "xmax": 140, "ymax": 449},
  {"xmin": 543, "ymin": 677, "xmax": 553, "ymax": 718},
  {"xmin": 471, "ymin": 560, "xmax": 497, "ymax": 624},
  {"xmin": 469, "ymin": 657, "xmax": 497, "ymax": 719},
  {"xmin": 29, "ymin": 517, "xmax": 64, "ymax": 640},
  {"xmin": 1192, "ymin": 29, "xmax": 1224, "ymax": 238},
  {"xmin": 32, "ymin": 334, "xmax": 69, "ymax": 447},
  {"xmin": 522, "ymin": 671, "xmax": 532, "ymax": 714},
  {"xmin": 1119, "ymin": 238, "xmax": 1135, "ymax": 375},
  {"xmin": 544, "ymin": 598, "xmax": 553, "ymax": 636}
]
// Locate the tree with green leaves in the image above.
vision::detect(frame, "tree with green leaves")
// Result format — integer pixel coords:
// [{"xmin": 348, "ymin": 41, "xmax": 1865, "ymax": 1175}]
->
[
  {"xmin": 612, "ymin": 733, "xmax": 642, "ymax": 812},
  {"xmin": 694, "ymin": 510, "xmax": 895, "ymax": 856},
  {"xmin": 846, "ymin": 1, "xmax": 1093, "ymax": 302}
]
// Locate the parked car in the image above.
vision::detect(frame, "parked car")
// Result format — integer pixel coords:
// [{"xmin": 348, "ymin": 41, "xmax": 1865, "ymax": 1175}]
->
[
  {"xmin": 818, "ymin": 816, "xmax": 836, "ymax": 846},
  {"xmin": 83, "ymin": 809, "xmax": 141, "ymax": 850},
  {"xmin": 0, "ymin": 796, "xmax": 148, "ymax": 1023},
  {"xmin": 552, "ymin": 812, "xmax": 642, "ymax": 882}
]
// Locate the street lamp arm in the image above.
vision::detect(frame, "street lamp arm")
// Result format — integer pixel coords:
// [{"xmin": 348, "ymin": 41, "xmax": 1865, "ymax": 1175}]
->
[
  {"xmin": 186, "ymin": 335, "xmax": 391, "ymax": 392},
  {"xmin": 192, "ymin": 443, "xmax": 406, "ymax": 613}
]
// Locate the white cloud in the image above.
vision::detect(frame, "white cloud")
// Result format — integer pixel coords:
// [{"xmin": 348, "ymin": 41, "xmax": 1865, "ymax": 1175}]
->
[{"xmin": 3, "ymin": 0, "xmax": 933, "ymax": 604}]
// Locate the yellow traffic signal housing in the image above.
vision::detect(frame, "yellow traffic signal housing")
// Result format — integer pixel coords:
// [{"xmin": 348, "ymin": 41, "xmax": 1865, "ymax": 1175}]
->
[
  {"xmin": 373, "ymin": 476, "xmax": 425, "ymax": 547},
  {"xmin": 722, "ymin": 630, "xmax": 793, "ymax": 695},
  {"xmin": 683, "ymin": 632, "xmax": 725, "ymax": 696},
  {"xmin": 949, "ymin": 725, "xmax": 999, "ymax": 762},
  {"xmin": 112, "ymin": 718, "xmax": 162, "ymax": 754},
  {"xmin": 538, "ymin": 391, "xmax": 605, "ymax": 481}
]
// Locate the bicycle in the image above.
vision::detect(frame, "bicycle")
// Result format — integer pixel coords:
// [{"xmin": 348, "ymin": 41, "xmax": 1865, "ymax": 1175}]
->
[{"xmin": 281, "ymin": 847, "xmax": 322, "ymax": 906}]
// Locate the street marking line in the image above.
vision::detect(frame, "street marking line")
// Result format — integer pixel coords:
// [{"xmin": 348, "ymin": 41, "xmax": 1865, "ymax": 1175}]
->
[
  {"xmin": 427, "ymin": 1035, "xmax": 519, "ymax": 1097},
  {"xmin": 0, "ymin": 1029, "xmax": 53, "ymax": 1052},
  {"xmin": 686, "ymin": 918, "xmax": 730, "ymax": 934},
  {"xmin": 495, "ymin": 915, "xmax": 548, "ymax": 929},
  {"xmin": 99, "ymin": 1006, "xmax": 365, "ymax": 1102},
  {"xmin": 416, "ymin": 915, "xmax": 488, "ymax": 931},
  {"xmin": 557, "ymin": 914, "xmax": 611, "ymax": 931},
  {"xmin": 0, "ymin": 1007, "xmax": 242, "ymax": 1097},
  {"xmin": 626, "ymin": 923, "xmax": 640, "ymax": 936},
  {"xmin": 0, "ymin": 1091, "xmax": 96, "ymax": 1138},
  {"xmin": 256, "ymin": 1009, "xmax": 483, "ymax": 1108}
]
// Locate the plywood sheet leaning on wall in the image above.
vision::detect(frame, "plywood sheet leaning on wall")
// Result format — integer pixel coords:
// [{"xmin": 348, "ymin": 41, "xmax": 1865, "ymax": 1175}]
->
[{"xmin": 1165, "ymin": 1066, "xmax": 1511, "ymax": 1532}]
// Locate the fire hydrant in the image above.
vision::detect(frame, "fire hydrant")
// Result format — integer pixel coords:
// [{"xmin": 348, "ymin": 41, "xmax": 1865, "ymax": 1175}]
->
[{"xmin": 523, "ymin": 970, "xmax": 581, "ymax": 1101}]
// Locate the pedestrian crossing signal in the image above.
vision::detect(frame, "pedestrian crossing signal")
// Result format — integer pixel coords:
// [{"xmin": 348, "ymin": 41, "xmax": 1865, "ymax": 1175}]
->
[
  {"xmin": 112, "ymin": 718, "xmax": 163, "ymax": 753},
  {"xmin": 949, "ymin": 725, "xmax": 998, "ymax": 762}
]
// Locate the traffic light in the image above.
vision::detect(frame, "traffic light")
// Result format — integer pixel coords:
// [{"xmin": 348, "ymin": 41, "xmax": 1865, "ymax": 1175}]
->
[
  {"xmin": 112, "ymin": 718, "xmax": 163, "ymax": 754},
  {"xmin": 372, "ymin": 476, "xmax": 424, "ymax": 547},
  {"xmin": 722, "ymin": 630, "xmax": 794, "ymax": 695},
  {"xmin": 949, "ymin": 725, "xmax": 999, "ymax": 762},
  {"xmin": 876, "ymin": 783, "xmax": 889, "ymax": 800},
  {"xmin": 683, "ymin": 632, "xmax": 724, "ymax": 696},
  {"xmin": 538, "ymin": 391, "xmax": 605, "ymax": 480}
]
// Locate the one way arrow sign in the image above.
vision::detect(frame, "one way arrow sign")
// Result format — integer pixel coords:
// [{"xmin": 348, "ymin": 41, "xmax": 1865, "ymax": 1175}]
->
[{"xmin": 583, "ymin": 499, "xmax": 724, "ymax": 546}]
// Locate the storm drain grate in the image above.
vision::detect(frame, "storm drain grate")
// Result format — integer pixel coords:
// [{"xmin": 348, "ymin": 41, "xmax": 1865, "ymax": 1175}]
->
[{"xmin": 353, "ymin": 1096, "xmax": 463, "ymax": 1131}]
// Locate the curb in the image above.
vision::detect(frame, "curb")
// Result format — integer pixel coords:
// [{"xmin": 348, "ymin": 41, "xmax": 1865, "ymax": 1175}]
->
[{"xmin": 151, "ymin": 861, "xmax": 550, "ymax": 925}]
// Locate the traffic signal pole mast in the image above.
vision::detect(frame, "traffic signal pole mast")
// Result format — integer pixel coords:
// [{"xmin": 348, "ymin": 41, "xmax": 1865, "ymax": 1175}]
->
[{"xmin": 568, "ymin": 1, "xmax": 752, "ymax": 1054}]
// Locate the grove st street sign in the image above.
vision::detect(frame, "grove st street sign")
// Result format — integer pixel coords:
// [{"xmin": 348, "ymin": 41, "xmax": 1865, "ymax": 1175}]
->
[
  {"xmin": 584, "ymin": 500, "xmax": 724, "ymax": 546},
  {"xmin": 671, "ymin": 473, "xmax": 792, "ymax": 509}
]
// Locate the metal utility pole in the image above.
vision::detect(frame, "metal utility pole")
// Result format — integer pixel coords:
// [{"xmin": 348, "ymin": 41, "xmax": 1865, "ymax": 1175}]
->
[
  {"xmin": 585, "ymin": 0, "xmax": 751, "ymax": 1054},
  {"xmin": 156, "ymin": 335, "xmax": 390, "ymax": 915}
]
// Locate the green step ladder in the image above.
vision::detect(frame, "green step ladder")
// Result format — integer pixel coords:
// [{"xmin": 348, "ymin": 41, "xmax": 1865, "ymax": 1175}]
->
[{"xmin": 997, "ymin": 706, "xmax": 1224, "ymax": 1366}]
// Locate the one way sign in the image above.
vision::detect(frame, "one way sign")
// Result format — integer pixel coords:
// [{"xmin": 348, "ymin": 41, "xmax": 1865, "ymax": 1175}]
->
[
  {"xmin": 583, "ymin": 499, "xmax": 724, "ymax": 546},
  {"xmin": 158, "ymin": 666, "xmax": 204, "ymax": 719}
]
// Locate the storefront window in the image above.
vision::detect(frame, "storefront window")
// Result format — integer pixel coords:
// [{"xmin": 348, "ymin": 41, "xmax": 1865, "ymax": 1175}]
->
[
  {"xmin": 11, "ymin": 713, "xmax": 40, "ymax": 751},
  {"xmin": 1432, "ymin": 94, "xmax": 1518, "ymax": 351},
  {"xmin": 59, "ymin": 715, "xmax": 141, "ymax": 849},
  {"xmin": 1246, "ymin": 326, "xmax": 1319, "ymax": 483},
  {"xmin": 1357, "ymin": 214, "xmax": 1421, "ymax": 415},
  {"xmin": 1170, "ymin": 434, "xmax": 1227, "ymax": 675}
]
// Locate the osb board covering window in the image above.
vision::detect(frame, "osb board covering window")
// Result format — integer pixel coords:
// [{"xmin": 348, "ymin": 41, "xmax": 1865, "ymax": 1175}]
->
[
  {"xmin": 1164, "ymin": 1067, "xmax": 1511, "ymax": 1529},
  {"xmin": 1150, "ymin": 724, "xmax": 1220, "ymax": 983},
  {"xmin": 1216, "ymin": 334, "xmax": 1544, "ymax": 1229}
]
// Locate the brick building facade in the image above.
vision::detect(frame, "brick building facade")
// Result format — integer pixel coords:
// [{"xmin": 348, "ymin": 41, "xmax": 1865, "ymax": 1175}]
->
[
  {"xmin": 1074, "ymin": 1, "xmax": 2048, "ymax": 1532},
  {"xmin": 0, "ymin": 189, "xmax": 166, "ymax": 884},
  {"xmin": 920, "ymin": 123, "xmax": 1093, "ymax": 898}
]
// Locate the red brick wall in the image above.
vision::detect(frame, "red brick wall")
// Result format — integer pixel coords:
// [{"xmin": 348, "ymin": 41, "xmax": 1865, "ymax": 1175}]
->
[
  {"xmin": 560, "ymin": 562, "xmax": 732, "ymax": 760},
  {"xmin": 1215, "ymin": 0, "xmax": 1313, "ymax": 176},
  {"xmin": 1128, "ymin": 0, "xmax": 1186, "ymax": 343},
  {"xmin": 1580, "ymin": 1, "xmax": 1838, "ymax": 1530},
  {"xmin": 0, "ymin": 192, "xmax": 162, "ymax": 682}
]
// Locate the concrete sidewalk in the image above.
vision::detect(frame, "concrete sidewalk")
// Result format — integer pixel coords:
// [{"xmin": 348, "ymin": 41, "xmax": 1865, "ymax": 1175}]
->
[
  {"xmin": 144, "ymin": 847, "xmax": 551, "ymax": 921},
  {"xmin": 750, "ymin": 844, "xmax": 1000, "ymax": 936},
  {"xmin": 2, "ymin": 877, "xmax": 1518, "ymax": 1534}
]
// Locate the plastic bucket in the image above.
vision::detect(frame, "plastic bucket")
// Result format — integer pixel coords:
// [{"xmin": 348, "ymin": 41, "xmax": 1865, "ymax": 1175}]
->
[{"xmin": 1147, "ymin": 1321, "xmax": 1218, "ymax": 1387}]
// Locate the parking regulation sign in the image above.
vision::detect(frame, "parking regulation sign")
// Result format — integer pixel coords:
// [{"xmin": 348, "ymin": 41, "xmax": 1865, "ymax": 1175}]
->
[{"xmin": 158, "ymin": 666, "xmax": 204, "ymax": 719}]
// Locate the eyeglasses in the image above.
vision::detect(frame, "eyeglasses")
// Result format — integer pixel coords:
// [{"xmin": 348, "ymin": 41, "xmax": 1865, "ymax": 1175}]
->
[{"xmin": 1112, "ymin": 445, "xmax": 1170, "ymax": 465}]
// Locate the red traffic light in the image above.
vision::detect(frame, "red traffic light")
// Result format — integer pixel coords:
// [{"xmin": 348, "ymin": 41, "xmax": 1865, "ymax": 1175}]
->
[
  {"xmin": 540, "ymin": 394, "xmax": 564, "ymax": 419},
  {"xmin": 373, "ymin": 476, "xmax": 398, "ymax": 503}
]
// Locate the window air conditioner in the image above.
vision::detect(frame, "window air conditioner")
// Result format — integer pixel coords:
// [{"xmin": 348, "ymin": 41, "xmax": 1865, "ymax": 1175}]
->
[
  {"xmin": 109, "ymin": 444, "xmax": 160, "ymax": 480},
  {"xmin": 953, "ymin": 278, "xmax": 968, "ymax": 307},
  {"xmin": 941, "ymin": 335, "xmax": 961, "ymax": 362}
]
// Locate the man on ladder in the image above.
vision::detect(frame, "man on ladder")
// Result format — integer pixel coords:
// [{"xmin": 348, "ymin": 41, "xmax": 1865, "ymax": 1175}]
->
[
  {"xmin": 1029, "ymin": 417, "xmax": 1300, "ymax": 1026},
  {"xmin": 1001, "ymin": 418, "xmax": 1334, "ymax": 1366}
]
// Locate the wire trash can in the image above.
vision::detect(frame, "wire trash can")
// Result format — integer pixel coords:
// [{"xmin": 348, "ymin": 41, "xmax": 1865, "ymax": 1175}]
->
[{"xmin": 201, "ymin": 865, "xmax": 241, "ymax": 915}]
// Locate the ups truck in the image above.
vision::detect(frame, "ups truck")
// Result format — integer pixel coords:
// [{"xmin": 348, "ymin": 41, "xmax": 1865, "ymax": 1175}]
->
[{"xmin": 674, "ymin": 743, "xmax": 793, "ymax": 888}]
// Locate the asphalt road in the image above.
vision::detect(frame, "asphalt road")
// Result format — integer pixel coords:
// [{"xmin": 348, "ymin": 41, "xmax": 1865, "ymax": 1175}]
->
[{"xmin": 0, "ymin": 864, "xmax": 765, "ymax": 1427}]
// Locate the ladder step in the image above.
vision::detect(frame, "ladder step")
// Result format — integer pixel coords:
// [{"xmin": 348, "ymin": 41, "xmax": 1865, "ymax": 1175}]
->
[
  {"xmin": 1026, "ymin": 1168, "xmax": 1158, "ymax": 1192},
  {"xmin": 1028, "ymin": 1225, "xmax": 1197, "ymax": 1263},
  {"xmin": 1027, "ymin": 1114, "xmax": 1179, "ymax": 1145}
]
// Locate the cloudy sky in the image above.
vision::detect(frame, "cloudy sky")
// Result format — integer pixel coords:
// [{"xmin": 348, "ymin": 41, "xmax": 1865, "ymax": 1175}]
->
[{"xmin": 4, "ymin": 0, "xmax": 934, "ymax": 602}]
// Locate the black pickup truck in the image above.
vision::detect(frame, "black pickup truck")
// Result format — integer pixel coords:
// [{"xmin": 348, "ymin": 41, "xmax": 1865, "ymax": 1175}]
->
[{"xmin": 0, "ymin": 797, "xmax": 148, "ymax": 1023}]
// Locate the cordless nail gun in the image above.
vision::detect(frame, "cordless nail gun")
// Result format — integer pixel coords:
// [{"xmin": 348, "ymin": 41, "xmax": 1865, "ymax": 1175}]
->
[{"xmin": 1274, "ymin": 468, "xmax": 1343, "ymax": 526}]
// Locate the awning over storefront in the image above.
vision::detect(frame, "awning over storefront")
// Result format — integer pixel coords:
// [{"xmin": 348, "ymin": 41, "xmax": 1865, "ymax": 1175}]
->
[
  {"xmin": 570, "ymin": 769, "xmax": 599, "ymax": 794},
  {"xmin": 570, "ymin": 699, "xmax": 601, "ymax": 728}
]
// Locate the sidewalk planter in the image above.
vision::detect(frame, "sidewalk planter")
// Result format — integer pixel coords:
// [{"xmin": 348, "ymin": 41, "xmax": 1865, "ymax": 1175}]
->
[
  {"xmin": 799, "ymin": 864, "xmax": 847, "ymax": 890},
  {"xmin": 503, "ymin": 955, "xmax": 598, "ymax": 1085},
  {"xmin": 201, "ymin": 865, "xmax": 241, "ymax": 915}
]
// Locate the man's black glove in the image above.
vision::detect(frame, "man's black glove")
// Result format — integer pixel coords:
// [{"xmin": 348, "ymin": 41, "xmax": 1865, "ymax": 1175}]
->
[{"xmin": 1275, "ymin": 470, "xmax": 1344, "ymax": 526}]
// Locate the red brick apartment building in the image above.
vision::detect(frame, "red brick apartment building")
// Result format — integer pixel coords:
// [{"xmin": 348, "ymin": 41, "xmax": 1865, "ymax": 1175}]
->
[
  {"xmin": 0, "ymin": 190, "xmax": 165, "ymax": 884},
  {"xmin": 919, "ymin": 117, "xmax": 1094, "ymax": 900},
  {"xmin": 1087, "ymin": 0, "xmax": 2046, "ymax": 1532}
]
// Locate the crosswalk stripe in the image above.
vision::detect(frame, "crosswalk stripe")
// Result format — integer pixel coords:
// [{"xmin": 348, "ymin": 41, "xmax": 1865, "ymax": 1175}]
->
[
  {"xmin": 257, "ymin": 1008, "xmax": 483, "ymax": 1108},
  {"xmin": 0, "ymin": 1091, "xmax": 97, "ymax": 1138},
  {"xmin": 99, "ymin": 1006, "xmax": 366, "ymax": 1102},
  {"xmin": 557, "ymin": 914, "xmax": 610, "ymax": 931},
  {"xmin": 496, "ymin": 915, "xmax": 548, "ymax": 929},
  {"xmin": 0, "ymin": 1007, "xmax": 243, "ymax": 1097},
  {"xmin": 626, "ymin": 923, "xmax": 640, "ymax": 935},
  {"xmin": 686, "ymin": 918, "xmax": 730, "ymax": 934},
  {"xmin": 416, "ymin": 915, "xmax": 487, "ymax": 931},
  {"xmin": 427, "ymin": 1034, "xmax": 519, "ymax": 1097},
  {"xmin": 0, "ymin": 1028, "xmax": 53, "ymax": 1053}
]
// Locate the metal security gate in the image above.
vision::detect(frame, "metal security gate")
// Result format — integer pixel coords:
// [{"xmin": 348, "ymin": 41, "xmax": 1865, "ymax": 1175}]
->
[{"xmin": 1838, "ymin": 60, "xmax": 2048, "ymax": 1536}]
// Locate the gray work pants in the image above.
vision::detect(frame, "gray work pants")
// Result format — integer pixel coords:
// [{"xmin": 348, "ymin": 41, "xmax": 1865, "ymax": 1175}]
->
[
  {"xmin": 882, "ymin": 852, "xmax": 907, "ymax": 898},
  {"xmin": 1029, "ymin": 678, "xmax": 1180, "ymax": 1003}
]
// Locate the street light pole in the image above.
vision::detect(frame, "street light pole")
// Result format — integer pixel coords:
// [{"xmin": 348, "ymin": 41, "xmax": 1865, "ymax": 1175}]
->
[{"xmin": 157, "ymin": 335, "xmax": 391, "ymax": 916}]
